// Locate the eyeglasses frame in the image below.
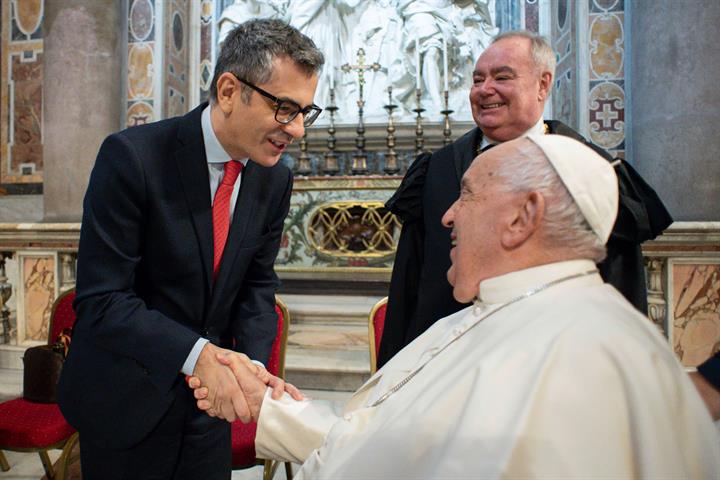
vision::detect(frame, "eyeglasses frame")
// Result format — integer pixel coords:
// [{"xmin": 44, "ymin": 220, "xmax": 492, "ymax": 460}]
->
[{"xmin": 234, "ymin": 75, "xmax": 322, "ymax": 127}]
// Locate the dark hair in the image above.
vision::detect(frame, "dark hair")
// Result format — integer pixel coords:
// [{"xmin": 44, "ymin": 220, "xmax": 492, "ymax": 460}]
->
[{"xmin": 209, "ymin": 18, "xmax": 324, "ymax": 102}]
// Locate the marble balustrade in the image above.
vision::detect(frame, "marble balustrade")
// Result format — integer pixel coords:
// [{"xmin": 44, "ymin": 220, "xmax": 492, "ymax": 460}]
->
[{"xmin": 0, "ymin": 221, "xmax": 717, "ymax": 370}]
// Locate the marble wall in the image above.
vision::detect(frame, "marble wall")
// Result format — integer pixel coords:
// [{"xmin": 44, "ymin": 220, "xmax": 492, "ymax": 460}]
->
[
  {"xmin": 586, "ymin": 0, "xmax": 625, "ymax": 159},
  {"xmin": 552, "ymin": 0, "xmax": 577, "ymax": 128},
  {"xmin": 127, "ymin": 0, "xmax": 160, "ymax": 126},
  {"xmin": 198, "ymin": 0, "xmax": 214, "ymax": 104},
  {"xmin": 163, "ymin": 0, "xmax": 190, "ymax": 118},
  {"xmin": 16, "ymin": 253, "xmax": 56, "ymax": 345},
  {"xmin": 0, "ymin": 0, "xmax": 634, "ymax": 197},
  {"xmin": 0, "ymin": 0, "xmax": 44, "ymax": 195},
  {"xmin": 670, "ymin": 261, "xmax": 720, "ymax": 367}
]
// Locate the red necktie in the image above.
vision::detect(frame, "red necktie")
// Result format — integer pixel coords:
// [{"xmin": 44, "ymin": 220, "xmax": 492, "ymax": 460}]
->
[{"xmin": 212, "ymin": 160, "xmax": 243, "ymax": 279}]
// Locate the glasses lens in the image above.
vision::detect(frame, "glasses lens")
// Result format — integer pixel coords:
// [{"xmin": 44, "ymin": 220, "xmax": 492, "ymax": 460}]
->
[
  {"xmin": 303, "ymin": 107, "xmax": 322, "ymax": 127},
  {"xmin": 274, "ymin": 100, "xmax": 299, "ymax": 124}
]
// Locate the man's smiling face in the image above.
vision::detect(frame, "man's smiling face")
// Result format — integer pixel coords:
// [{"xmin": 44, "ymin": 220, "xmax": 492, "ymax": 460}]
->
[{"xmin": 469, "ymin": 36, "xmax": 550, "ymax": 143}]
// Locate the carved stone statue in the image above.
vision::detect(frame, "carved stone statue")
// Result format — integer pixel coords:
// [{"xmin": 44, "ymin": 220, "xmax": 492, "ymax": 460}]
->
[{"xmin": 217, "ymin": 0, "xmax": 497, "ymax": 124}]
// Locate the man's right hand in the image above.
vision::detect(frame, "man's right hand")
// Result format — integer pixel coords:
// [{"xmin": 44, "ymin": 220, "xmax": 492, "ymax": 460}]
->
[
  {"xmin": 188, "ymin": 351, "xmax": 304, "ymax": 422},
  {"xmin": 192, "ymin": 343, "xmax": 255, "ymax": 422}
]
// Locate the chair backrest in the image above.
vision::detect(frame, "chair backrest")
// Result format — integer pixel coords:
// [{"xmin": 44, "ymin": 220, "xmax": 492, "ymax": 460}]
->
[
  {"xmin": 48, "ymin": 288, "xmax": 76, "ymax": 345},
  {"xmin": 268, "ymin": 295, "xmax": 290, "ymax": 378},
  {"xmin": 368, "ymin": 297, "xmax": 388, "ymax": 374}
]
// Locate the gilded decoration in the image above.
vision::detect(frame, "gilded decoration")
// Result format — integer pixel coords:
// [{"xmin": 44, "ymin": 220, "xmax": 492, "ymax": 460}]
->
[
  {"xmin": 308, "ymin": 202, "xmax": 400, "ymax": 259},
  {"xmin": 671, "ymin": 263, "xmax": 720, "ymax": 367},
  {"xmin": 277, "ymin": 180, "xmax": 400, "ymax": 270}
]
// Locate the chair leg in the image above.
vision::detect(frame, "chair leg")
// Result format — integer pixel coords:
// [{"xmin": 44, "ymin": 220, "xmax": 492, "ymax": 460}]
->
[
  {"xmin": 263, "ymin": 460, "xmax": 278, "ymax": 480},
  {"xmin": 56, "ymin": 432, "xmax": 80, "ymax": 480},
  {"xmin": 284, "ymin": 461, "xmax": 293, "ymax": 479},
  {"xmin": 38, "ymin": 450, "xmax": 55, "ymax": 479},
  {"xmin": 0, "ymin": 450, "xmax": 10, "ymax": 472}
]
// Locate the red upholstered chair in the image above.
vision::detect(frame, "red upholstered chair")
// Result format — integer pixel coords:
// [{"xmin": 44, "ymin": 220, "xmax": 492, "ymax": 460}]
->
[
  {"xmin": 0, "ymin": 288, "xmax": 80, "ymax": 479},
  {"xmin": 231, "ymin": 295, "xmax": 293, "ymax": 480},
  {"xmin": 368, "ymin": 297, "xmax": 388, "ymax": 375}
]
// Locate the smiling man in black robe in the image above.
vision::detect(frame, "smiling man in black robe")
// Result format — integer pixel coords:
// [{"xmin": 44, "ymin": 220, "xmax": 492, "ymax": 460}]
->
[{"xmin": 377, "ymin": 30, "xmax": 672, "ymax": 368}]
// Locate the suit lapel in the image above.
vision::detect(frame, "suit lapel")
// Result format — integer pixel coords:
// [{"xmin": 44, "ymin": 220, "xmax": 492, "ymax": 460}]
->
[{"xmin": 174, "ymin": 104, "xmax": 214, "ymax": 295}]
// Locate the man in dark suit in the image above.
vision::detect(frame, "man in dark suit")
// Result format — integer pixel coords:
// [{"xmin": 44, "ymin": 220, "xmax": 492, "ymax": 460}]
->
[
  {"xmin": 58, "ymin": 19, "xmax": 323, "ymax": 479},
  {"xmin": 377, "ymin": 30, "xmax": 672, "ymax": 368}
]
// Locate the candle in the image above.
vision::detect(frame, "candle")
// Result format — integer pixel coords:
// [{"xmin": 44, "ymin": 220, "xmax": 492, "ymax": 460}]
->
[
  {"xmin": 415, "ymin": 37, "xmax": 421, "ymax": 90},
  {"xmin": 443, "ymin": 37, "xmax": 449, "ymax": 92},
  {"xmin": 329, "ymin": 67, "xmax": 334, "ymax": 90}
]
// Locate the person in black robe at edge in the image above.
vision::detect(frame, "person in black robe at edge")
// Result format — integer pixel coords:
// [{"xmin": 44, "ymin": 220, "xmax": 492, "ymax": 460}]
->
[
  {"xmin": 691, "ymin": 352, "xmax": 720, "ymax": 421},
  {"xmin": 377, "ymin": 30, "xmax": 673, "ymax": 368}
]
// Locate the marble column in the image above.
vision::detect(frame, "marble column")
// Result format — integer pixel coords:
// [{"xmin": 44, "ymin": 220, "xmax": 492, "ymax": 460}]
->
[
  {"xmin": 43, "ymin": 0, "xmax": 124, "ymax": 221},
  {"xmin": 629, "ymin": 0, "xmax": 720, "ymax": 221}
]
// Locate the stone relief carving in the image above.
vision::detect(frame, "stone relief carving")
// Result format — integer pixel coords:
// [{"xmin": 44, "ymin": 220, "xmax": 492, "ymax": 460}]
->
[{"xmin": 218, "ymin": 0, "xmax": 497, "ymax": 125}]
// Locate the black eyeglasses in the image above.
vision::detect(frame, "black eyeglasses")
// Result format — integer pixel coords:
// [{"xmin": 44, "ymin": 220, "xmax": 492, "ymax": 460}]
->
[{"xmin": 235, "ymin": 76, "xmax": 322, "ymax": 127}]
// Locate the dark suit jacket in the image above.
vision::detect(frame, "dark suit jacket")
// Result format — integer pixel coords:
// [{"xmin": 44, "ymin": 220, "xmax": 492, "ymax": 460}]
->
[
  {"xmin": 58, "ymin": 103, "xmax": 293, "ymax": 449},
  {"xmin": 377, "ymin": 122, "xmax": 672, "ymax": 368}
]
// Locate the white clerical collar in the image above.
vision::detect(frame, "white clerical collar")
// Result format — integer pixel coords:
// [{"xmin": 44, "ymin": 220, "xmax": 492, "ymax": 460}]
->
[
  {"xmin": 477, "ymin": 259, "xmax": 600, "ymax": 304},
  {"xmin": 480, "ymin": 117, "xmax": 546, "ymax": 150},
  {"xmin": 201, "ymin": 104, "xmax": 248, "ymax": 166}
]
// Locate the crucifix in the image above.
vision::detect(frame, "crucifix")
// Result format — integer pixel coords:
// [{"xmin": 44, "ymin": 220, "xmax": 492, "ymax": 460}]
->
[{"xmin": 342, "ymin": 49, "xmax": 381, "ymax": 175}]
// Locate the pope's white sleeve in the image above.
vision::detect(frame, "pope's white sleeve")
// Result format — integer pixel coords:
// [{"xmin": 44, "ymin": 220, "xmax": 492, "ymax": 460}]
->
[{"xmin": 255, "ymin": 388, "xmax": 343, "ymax": 464}]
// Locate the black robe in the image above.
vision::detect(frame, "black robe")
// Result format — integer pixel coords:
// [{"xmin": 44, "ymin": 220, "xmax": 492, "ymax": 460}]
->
[{"xmin": 377, "ymin": 121, "xmax": 673, "ymax": 368}]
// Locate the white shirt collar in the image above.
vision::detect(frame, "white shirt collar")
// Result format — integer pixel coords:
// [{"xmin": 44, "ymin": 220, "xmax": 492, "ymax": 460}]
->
[
  {"xmin": 477, "ymin": 259, "xmax": 600, "ymax": 304},
  {"xmin": 201, "ymin": 104, "xmax": 248, "ymax": 166},
  {"xmin": 480, "ymin": 117, "xmax": 546, "ymax": 150}
]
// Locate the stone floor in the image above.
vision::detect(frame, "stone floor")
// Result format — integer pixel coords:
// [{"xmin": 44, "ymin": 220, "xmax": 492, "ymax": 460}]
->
[{"xmin": 0, "ymin": 367, "xmax": 350, "ymax": 479}]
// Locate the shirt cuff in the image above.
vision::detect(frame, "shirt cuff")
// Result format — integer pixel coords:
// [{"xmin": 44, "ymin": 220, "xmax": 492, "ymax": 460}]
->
[
  {"xmin": 181, "ymin": 338, "xmax": 209, "ymax": 375},
  {"xmin": 251, "ymin": 359, "xmax": 265, "ymax": 369}
]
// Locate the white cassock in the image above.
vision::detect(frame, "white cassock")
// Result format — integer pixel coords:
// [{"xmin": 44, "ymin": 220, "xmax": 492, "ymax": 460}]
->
[{"xmin": 256, "ymin": 260, "xmax": 720, "ymax": 479}]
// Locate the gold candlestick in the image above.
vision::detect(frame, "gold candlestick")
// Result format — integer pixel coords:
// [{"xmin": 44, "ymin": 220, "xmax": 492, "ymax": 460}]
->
[
  {"xmin": 323, "ymin": 88, "xmax": 339, "ymax": 175},
  {"xmin": 383, "ymin": 86, "xmax": 399, "ymax": 175},
  {"xmin": 440, "ymin": 90, "xmax": 454, "ymax": 146},
  {"xmin": 413, "ymin": 88, "xmax": 426, "ymax": 157},
  {"xmin": 296, "ymin": 133, "xmax": 311, "ymax": 175},
  {"xmin": 342, "ymin": 48, "xmax": 381, "ymax": 175}
]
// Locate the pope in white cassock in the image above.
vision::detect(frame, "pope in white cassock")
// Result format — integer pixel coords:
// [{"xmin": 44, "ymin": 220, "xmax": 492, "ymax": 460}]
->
[{"xmin": 191, "ymin": 135, "xmax": 720, "ymax": 479}]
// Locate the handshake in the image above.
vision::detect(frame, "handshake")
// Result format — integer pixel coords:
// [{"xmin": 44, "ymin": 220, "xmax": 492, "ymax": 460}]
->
[{"xmin": 188, "ymin": 342, "xmax": 304, "ymax": 423}]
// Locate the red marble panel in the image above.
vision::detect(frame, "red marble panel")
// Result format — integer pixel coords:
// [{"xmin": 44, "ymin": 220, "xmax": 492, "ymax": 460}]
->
[
  {"xmin": 20, "ymin": 255, "xmax": 56, "ymax": 344},
  {"xmin": 672, "ymin": 263, "xmax": 720, "ymax": 367},
  {"xmin": 10, "ymin": 52, "xmax": 43, "ymax": 174}
]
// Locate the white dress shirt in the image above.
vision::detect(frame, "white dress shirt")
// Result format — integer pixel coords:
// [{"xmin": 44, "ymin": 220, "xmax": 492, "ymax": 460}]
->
[
  {"xmin": 479, "ymin": 116, "xmax": 545, "ymax": 150},
  {"xmin": 181, "ymin": 105, "xmax": 249, "ymax": 375}
]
